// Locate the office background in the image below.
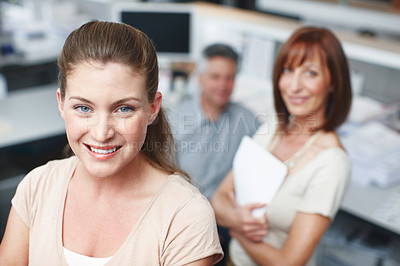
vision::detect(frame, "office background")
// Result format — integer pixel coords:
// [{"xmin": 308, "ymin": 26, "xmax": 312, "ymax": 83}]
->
[{"xmin": 1, "ymin": 0, "xmax": 400, "ymax": 265}]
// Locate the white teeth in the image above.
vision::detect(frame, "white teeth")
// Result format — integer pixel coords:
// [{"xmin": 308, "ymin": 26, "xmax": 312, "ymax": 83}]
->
[{"xmin": 90, "ymin": 147, "xmax": 118, "ymax": 154}]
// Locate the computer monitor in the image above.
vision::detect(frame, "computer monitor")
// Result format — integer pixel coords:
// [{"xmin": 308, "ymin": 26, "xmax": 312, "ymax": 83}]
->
[{"xmin": 111, "ymin": 2, "xmax": 194, "ymax": 64}]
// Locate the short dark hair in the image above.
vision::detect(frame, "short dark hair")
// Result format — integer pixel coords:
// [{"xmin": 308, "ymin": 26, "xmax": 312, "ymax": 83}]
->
[
  {"xmin": 202, "ymin": 43, "xmax": 238, "ymax": 63},
  {"xmin": 197, "ymin": 43, "xmax": 239, "ymax": 74},
  {"xmin": 273, "ymin": 26, "xmax": 352, "ymax": 132}
]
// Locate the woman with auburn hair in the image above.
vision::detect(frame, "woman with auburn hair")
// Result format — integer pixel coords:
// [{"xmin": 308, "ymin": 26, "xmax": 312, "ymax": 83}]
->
[
  {"xmin": 211, "ymin": 26, "xmax": 352, "ymax": 266},
  {"xmin": 0, "ymin": 21, "xmax": 223, "ymax": 265}
]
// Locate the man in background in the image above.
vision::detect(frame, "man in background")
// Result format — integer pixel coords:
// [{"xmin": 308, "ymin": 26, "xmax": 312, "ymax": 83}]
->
[{"xmin": 168, "ymin": 43, "xmax": 261, "ymax": 265}]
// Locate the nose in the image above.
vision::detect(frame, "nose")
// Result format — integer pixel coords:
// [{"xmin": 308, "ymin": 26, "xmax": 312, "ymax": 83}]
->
[
  {"xmin": 89, "ymin": 113, "xmax": 115, "ymax": 142},
  {"xmin": 288, "ymin": 70, "xmax": 302, "ymax": 93}
]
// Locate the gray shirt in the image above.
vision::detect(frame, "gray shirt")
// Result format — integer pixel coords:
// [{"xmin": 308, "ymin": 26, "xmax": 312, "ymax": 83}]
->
[{"xmin": 167, "ymin": 95, "xmax": 261, "ymax": 199}]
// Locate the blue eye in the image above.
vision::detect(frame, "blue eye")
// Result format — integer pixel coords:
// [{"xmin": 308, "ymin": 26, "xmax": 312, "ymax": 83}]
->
[
  {"xmin": 75, "ymin": 105, "xmax": 91, "ymax": 113},
  {"xmin": 118, "ymin": 106, "xmax": 134, "ymax": 113},
  {"xmin": 306, "ymin": 70, "xmax": 318, "ymax": 77}
]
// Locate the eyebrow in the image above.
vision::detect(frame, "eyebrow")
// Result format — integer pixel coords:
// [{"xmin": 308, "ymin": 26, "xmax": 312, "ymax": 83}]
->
[
  {"xmin": 303, "ymin": 62, "xmax": 322, "ymax": 69},
  {"xmin": 69, "ymin": 96, "xmax": 141, "ymax": 105}
]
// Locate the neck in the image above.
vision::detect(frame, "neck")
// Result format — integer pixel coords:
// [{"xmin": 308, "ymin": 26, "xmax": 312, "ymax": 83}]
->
[
  {"xmin": 287, "ymin": 112, "xmax": 325, "ymax": 136},
  {"xmin": 200, "ymin": 96, "xmax": 226, "ymax": 122},
  {"xmin": 76, "ymin": 154, "xmax": 152, "ymax": 196}
]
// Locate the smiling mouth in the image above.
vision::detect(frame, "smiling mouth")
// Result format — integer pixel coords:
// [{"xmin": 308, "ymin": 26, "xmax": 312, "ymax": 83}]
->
[
  {"xmin": 84, "ymin": 144, "xmax": 122, "ymax": 155},
  {"xmin": 288, "ymin": 96, "xmax": 308, "ymax": 104}
]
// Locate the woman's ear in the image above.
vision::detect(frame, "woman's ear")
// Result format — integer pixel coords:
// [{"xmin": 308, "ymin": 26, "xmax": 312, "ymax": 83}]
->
[
  {"xmin": 148, "ymin": 91, "xmax": 162, "ymax": 125},
  {"xmin": 56, "ymin": 88, "xmax": 65, "ymax": 120}
]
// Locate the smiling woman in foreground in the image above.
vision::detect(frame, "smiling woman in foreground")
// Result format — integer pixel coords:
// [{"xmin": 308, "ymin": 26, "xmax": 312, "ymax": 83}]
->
[{"xmin": 0, "ymin": 20, "xmax": 223, "ymax": 266}]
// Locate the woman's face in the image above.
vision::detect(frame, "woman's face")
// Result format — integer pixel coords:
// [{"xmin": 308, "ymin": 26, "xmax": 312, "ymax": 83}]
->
[
  {"xmin": 57, "ymin": 62, "xmax": 161, "ymax": 178},
  {"xmin": 278, "ymin": 54, "xmax": 331, "ymax": 123}
]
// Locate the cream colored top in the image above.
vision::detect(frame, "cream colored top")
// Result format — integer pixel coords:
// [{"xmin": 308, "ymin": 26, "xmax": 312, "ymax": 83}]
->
[
  {"xmin": 230, "ymin": 120, "xmax": 351, "ymax": 266},
  {"xmin": 12, "ymin": 156, "xmax": 223, "ymax": 265}
]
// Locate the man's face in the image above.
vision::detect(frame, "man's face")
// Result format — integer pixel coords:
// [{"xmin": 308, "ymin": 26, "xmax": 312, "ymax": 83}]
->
[{"xmin": 199, "ymin": 56, "xmax": 236, "ymax": 110}]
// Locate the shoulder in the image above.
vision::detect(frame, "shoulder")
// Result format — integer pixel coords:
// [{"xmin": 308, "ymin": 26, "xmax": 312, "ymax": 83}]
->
[
  {"xmin": 19, "ymin": 156, "xmax": 77, "ymax": 193},
  {"xmin": 157, "ymin": 175, "xmax": 223, "ymax": 265},
  {"xmin": 255, "ymin": 114, "xmax": 279, "ymax": 133},
  {"xmin": 316, "ymin": 147, "xmax": 350, "ymax": 169},
  {"xmin": 307, "ymin": 146, "xmax": 351, "ymax": 188},
  {"xmin": 11, "ymin": 157, "xmax": 78, "ymax": 226},
  {"xmin": 228, "ymin": 102, "xmax": 262, "ymax": 133},
  {"xmin": 312, "ymin": 132, "xmax": 350, "ymax": 168},
  {"xmin": 160, "ymin": 174, "xmax": 214, "ymax": 213},
  {"xmin": 163, "ymin": 174, "xmax": 210, "ymax": 202},
  {"xmin": 301, "ymin": 139, "xmax": 351, "ymax": 188},
  {"xmin": 27, "ymin": 156, "xmax": 77, "ymax": 179},
  {"xmin": 252, "ymin": 114, "xmax": 279, "ymax": 145},
  {"xmin": 316, "ymin": 131, "xmax": 344, "ymax": 150},
  {"xmin": 297, "ymin": 145, "xmax": 351, "ymax": 217},
  {"xmin": 228, "ymin": 102, "xmax": 257, "ymax": 118}
]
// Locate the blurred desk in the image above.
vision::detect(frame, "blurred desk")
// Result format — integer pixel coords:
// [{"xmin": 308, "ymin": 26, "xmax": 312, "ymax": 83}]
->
[
  {"xmin": 0, "ymin": 84, "xmax": 65, "ymax": 241},
  {"xmin": 341, "ymin": 180, "xmax": 400, "ymax": 235},
  {"xmin": 0, "ymin": 84, "xmax": 65, "ymax": 149}
]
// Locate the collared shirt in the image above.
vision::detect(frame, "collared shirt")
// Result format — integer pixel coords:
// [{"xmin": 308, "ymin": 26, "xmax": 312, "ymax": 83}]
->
[{"xmin": 167, "ymin": 94, "xmax": 261, "ymax": 199}]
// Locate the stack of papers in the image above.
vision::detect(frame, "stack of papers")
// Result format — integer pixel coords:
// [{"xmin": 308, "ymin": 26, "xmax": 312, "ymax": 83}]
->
[
  {"xmin": 341, "ymin": 121, "xmax": 400, "ymax": 188},
  {"xmin": 347, "ymin": 96, "xmax": 389, "ymax": 124},
  {"xmin": 233, "ymin": 136, "xmax": 287, "ymax": 217},
  {"xmin": 373, "ymin": 186, "xmax": 400, "ymax": 225}
]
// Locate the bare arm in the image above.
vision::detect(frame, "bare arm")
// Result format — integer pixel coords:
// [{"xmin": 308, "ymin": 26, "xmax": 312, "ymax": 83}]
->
[
  {"xmin": 0, "ymin": 207, "xmax": 29, "ymax": 265},
  {"xmin": 211, "ymin": 171, "xmax": 268, "ymax": 242},
  {"xmin": 231, "ymin": 212, "xmax": 330, "ymax": 266}
]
